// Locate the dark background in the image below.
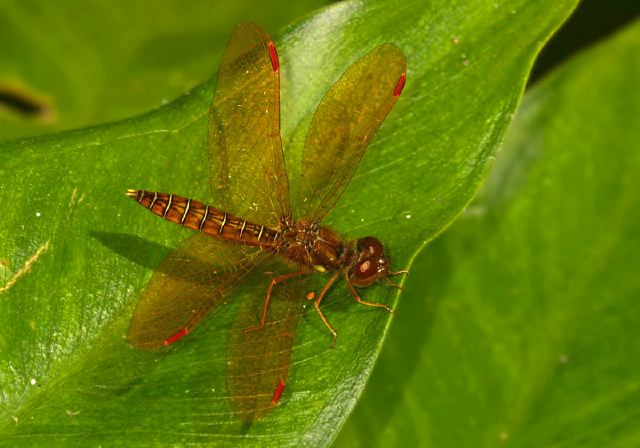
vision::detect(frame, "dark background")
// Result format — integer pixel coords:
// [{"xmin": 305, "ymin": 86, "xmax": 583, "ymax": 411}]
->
[{"xmin": 530, "ymin": 0, "xmax": 639, "ymax": 82}]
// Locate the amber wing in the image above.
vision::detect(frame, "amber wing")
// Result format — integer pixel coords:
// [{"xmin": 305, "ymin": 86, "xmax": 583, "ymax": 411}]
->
[
  {"xmin": 295, "ymin": 44, "xmax": 406, "ymax": 222},
  {"xmin": 127, "ymin": 234, "xmax": 270, "ymax": 349},
  {"xmin": 226, "ymin": 263, "xmax": 305, "ymax": 421},
  {"xmin": 208, "ymin": 22, "xmax": 289, "ymax": 225}
]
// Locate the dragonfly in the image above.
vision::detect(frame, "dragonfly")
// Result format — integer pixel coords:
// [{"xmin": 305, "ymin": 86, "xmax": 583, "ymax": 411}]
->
[{"xmin": 125, "ymin": 22, "xmax": 407, "ymax": 422}]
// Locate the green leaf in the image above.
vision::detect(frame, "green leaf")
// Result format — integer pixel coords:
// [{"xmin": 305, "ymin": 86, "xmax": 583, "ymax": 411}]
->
[
  {"xmin": 0, "ymin": 0, "xmax": 327, "ymax": 141},
  {"xmin": 336, "ymin": 18, "xmax": 640, "ymax": 448},
  {"xmin": 0, "ymin": 0, "xmax": 577, "ymax": 445}
]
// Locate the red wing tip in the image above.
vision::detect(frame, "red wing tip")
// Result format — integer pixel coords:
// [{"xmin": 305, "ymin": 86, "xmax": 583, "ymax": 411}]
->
[
  {"xmin": 268, "ymin": 42, "xmax": 279, "ymax": 72},
  {"xmin": 271, "ymin": 380, "xmax": 286, "ymax": 405},
  {"xmin": 393, "ymin": 73, "xmax": 407, "ymax": 97},
  {"xmin": 163, "ymin": 327, "xmax": 189, "ymax": 346}
]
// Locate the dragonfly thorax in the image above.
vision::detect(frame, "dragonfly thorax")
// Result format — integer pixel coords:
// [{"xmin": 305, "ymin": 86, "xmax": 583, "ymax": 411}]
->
[{"xmin": 280, "ymin": 220, "xmax": 349, "ymax": 272}]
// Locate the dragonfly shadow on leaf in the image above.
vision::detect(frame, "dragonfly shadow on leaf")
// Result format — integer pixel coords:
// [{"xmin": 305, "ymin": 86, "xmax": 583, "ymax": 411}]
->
[{"xmin": 91, "ymin": 231, "xmax": 218, "ymax": 283}]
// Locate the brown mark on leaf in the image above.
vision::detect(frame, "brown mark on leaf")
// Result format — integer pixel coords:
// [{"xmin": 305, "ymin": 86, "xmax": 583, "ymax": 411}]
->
[
  {"xmin": 0, "ymin": 240, "xmax": 51, "ymax": 294},
  {"xmin": 0, "ymin": 82, "xmax": 56, "ymax": 123}
]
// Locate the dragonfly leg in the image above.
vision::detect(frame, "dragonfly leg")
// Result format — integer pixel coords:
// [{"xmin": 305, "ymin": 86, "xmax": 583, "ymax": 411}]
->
[
  {"xmin": 344, "ymin": 271, "xmax": 394, "ymax": 313},
  {"xmin": 313, "ymin": 271, "xmax": 340, "ymax": 348},
  {"xmin": 384, "ymin": 268, "xmax": 409, "ymax": 288},
  {"xmin": 383, "ymin": 276, "xmax": 403, "ymax": 289},
  {"xmin": 243, "ymin": 269, "xmax": 308, "ymax": 334}
]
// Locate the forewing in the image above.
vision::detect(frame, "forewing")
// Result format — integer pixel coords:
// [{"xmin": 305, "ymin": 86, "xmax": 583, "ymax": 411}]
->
[
  {"xmin": 295, "ymin": 44, "xmax": 406, "ymax": 222},
  {"xmin": 208, "ymin": 22, "xmax": 289, "ymax": 225},
  {"xmin": 226, "ymin": 261, "xmax": 307, "ymax": 421},
  {"xmin": 127, "ymin": 233, "xmax": 270, "ymax": 349}
]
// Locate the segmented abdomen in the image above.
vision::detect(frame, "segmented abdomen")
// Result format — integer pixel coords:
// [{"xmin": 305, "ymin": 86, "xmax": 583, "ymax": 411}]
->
[{"xmin": 127, "ymin": 189, "xmax": 279, "ymax": 248}]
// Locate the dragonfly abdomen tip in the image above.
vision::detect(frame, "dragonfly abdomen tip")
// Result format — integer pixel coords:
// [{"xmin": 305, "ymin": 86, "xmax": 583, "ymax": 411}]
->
[{"xmin": 126, "ymin": 189, "xmax": 139, "ymax": 198}]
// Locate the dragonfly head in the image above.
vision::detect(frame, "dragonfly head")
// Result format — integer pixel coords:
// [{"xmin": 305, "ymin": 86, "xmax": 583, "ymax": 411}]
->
[{"xmin": 349, "ymin": 236, "xmax": 390, "ymax": 287}]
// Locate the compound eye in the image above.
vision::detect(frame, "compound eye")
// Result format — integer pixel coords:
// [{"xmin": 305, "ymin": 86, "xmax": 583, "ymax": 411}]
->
[
  {"xmin": 354, "ymin": 259, "xmax": 377, "ymax": 279},
  {"xmin": 357, "ymin": 236, "xmax": 384, "ymax": 257}
]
